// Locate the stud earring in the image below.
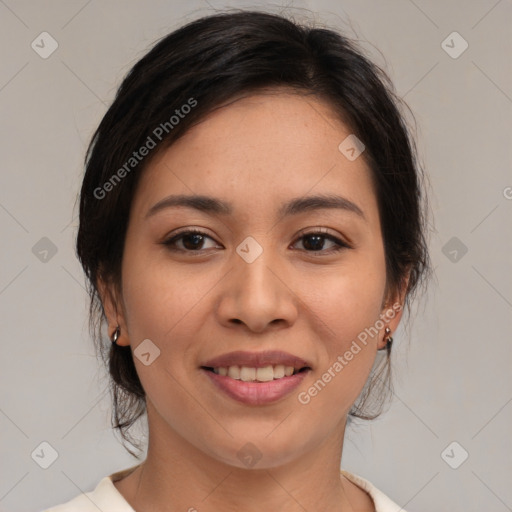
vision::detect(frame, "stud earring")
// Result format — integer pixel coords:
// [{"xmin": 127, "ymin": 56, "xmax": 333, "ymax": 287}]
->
[
  {"xmin": 111, "ymin": 325, "xmax": 120, "ymax": 345},
  {"xmin": 378, "ymin": 326, "xmax": 393, "ymax": 351}
]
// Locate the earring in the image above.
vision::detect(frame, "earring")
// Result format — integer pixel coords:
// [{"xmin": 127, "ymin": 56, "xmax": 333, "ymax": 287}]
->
[
  {"xmin": 378, "ymin": 326, "xmax": 393, "ymax": 351},
  {"xmin": 111, "ymin": 325, "xmax": 120, "ymax": 345}
]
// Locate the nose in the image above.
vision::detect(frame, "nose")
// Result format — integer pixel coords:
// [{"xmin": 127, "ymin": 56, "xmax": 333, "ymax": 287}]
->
[{"xmin": 215, "ymin": 249, "xmax": 299, "ymax": 333}]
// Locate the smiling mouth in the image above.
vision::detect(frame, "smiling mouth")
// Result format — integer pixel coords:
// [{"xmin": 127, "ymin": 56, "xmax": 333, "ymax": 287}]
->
[{"xmin": 201, "ymin": 364, "xmax": 311, "ymax": 382}]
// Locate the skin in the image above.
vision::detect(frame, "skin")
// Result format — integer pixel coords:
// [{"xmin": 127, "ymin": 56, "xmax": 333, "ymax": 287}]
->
[{"xmin": 98, "ymin": 90, "xmax": 408, "ymax": 512}]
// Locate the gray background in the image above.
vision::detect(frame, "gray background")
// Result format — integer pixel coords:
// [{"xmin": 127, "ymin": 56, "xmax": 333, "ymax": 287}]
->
[{"xmin": 1, "ymin": 1, "xmax": 511, "ymax": 511}]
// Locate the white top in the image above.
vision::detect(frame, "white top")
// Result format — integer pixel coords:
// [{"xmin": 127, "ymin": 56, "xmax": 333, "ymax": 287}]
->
[{"xmin": 41, "ymin": 465, "xmax": 406, "ymax": 512}]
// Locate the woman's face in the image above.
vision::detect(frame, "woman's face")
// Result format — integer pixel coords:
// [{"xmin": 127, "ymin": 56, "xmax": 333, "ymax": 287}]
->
[{"xmin": 103, "ymin": 91, "xmax": 404, "ymax": 469}]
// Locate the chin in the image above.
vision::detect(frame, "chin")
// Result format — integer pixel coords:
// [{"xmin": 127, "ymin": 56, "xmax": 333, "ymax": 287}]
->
[{"xmin": 202, "ymin": 431, "xmax": 309, "ymax": 471}]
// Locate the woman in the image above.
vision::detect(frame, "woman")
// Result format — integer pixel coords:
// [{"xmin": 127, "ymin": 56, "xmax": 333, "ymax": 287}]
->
[{"xmin": 44, "ymin": 10, "xmax": 431, "ymax": 512}]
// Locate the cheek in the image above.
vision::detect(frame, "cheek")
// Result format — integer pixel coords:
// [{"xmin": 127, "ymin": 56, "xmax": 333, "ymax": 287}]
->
[
  {"xmin": 118, "ymin": 243, "xmax": 220, "ymax": 397},
  {"xmin": 303, "ymin": 255, "xmax": 387, "ymax": 397},
  {"xmin": 305, "ymin": 250, "xmax": 387, "ymax": 342},
  {"xmin": 118, "ymin": 248, "xmax": 208, "ymax": 421},
  {"xmin": 120, "ymin": 242, "xmax": 210, "ymax": 343}
]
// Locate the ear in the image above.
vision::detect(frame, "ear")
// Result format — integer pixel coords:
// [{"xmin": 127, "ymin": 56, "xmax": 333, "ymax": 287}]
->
[
  {"xmin": 376, "ymin": 271, "xmax": 410, "ymax": 350},
  {"xmin": 96, "ymin": 273, "xmax": 130, "ymax": 347}
]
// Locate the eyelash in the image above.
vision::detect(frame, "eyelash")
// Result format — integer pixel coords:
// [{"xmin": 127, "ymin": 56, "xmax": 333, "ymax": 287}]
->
[{"xmin": 162, "ymin": 228, "xmax": 351, "ymax": 255}]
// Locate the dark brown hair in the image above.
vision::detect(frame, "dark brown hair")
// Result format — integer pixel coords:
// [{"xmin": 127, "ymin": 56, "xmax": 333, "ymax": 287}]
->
[{"xmin": 76, "ymin": 10, "xmax": 432, "ymax": 458}]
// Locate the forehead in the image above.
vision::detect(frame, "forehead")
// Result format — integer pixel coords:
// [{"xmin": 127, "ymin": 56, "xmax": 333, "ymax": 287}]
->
[{"xmin": 131, "ymin": 91, "xmax": 377, "ymax": 222}]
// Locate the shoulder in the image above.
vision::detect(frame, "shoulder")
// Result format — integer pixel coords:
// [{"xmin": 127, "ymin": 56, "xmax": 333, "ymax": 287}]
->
[
  {"xmin": 341, "ymin": 469, "xmax": 407, "ymax": 512},
  {"xmin": 40, "ymin": 466, "xmax": 139, "ymax": 512}
]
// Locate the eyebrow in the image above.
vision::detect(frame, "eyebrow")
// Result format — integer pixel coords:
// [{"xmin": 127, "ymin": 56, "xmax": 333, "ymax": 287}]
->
[{"xmin": 145, "ymin": 193, "xmax": 366, "ymax": 221}]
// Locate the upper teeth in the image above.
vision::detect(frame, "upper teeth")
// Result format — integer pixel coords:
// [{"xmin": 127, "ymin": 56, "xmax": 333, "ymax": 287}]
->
[{"xmin": 212, "ymin": 365, "xmax": 298, "ymax": 382}]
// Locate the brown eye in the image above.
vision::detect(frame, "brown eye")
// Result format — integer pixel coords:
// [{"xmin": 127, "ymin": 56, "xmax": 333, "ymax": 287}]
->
[
  {"xmin": 292, "ymin": 229, "xmax": 351, "ymax": 254},
  {"xmin": 163, "ymin": 229, "xmax": 219, "ymax": 252}
]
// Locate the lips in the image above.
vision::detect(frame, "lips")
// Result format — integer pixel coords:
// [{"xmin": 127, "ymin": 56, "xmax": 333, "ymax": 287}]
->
[
  {"xmin": 199, "ymin": 350, "xmax": 313, "ymax": 405},
  {"xmin": 200, "ymin": 350, "xmax": 312, "ymax": 370},
  {"xmin": 202, "ymin": 367, "xmax": 310, "ymax": 405}
]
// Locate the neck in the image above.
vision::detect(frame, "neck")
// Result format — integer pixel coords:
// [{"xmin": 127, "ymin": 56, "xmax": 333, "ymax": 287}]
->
[{"xmin": 115, "ymin": 402, "xmax": 358, "ymax": 512}]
